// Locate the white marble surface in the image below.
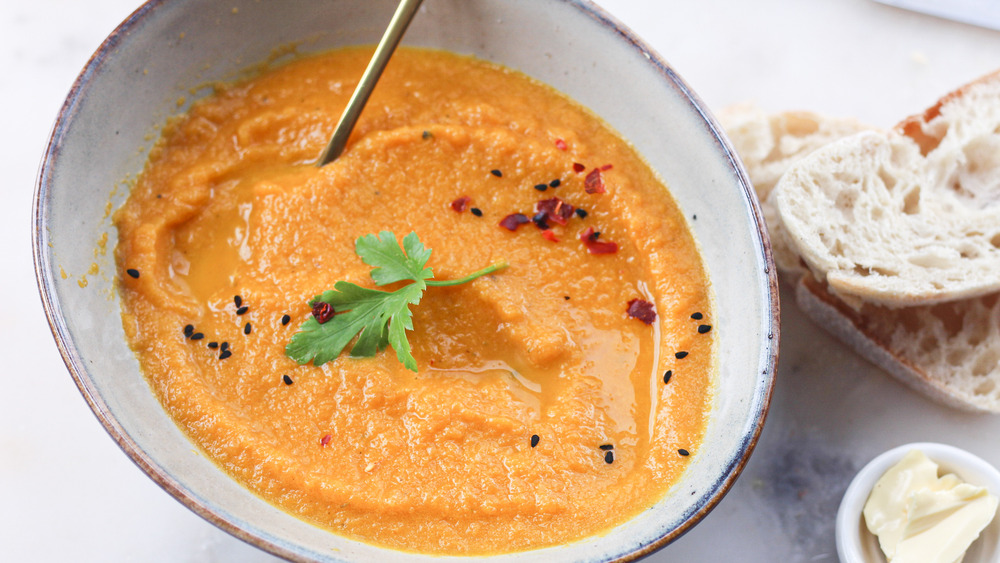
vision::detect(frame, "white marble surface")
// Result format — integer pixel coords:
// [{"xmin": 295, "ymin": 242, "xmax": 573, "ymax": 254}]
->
[{"xmin": 3, "ymin": 0, "xmax": 1000, "ymax": 561}]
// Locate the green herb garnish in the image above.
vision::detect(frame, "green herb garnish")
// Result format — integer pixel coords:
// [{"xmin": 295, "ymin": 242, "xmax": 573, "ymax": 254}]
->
[{"xmin": 285, "ymin": 231, "xmax": 508, "ymax": 371}]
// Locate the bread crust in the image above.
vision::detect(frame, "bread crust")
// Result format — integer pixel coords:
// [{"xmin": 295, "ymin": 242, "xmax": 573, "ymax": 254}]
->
[{"xmin": 795, "ymin": 276, "xmax": 1000, "ymax": 413}]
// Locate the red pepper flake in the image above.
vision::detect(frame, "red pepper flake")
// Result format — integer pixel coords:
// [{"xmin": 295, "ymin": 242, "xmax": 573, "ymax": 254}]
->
[
  {"xmin": 535, "ymin": 197, "xmax": 575, "ymax": 226},
  {"xmin": 499, "ymin": 213, "xmax": 530, "ymax": 231},
  {"xmin": 555, "ymin": 138, "xmax": 568, "ymax": 151},
  {"xmin": 600, "ymin": 163, "xmax": 614, "ymax": 171},
  {"xmin": 320, "ymin": 434, "xmax": 332, "ymax": 446},
  {"xmin": 572, "ymin": 162, "xmax": 586, "ymax": 173},
  {"xmin": 626, "ymin": 298, "xmax": 656, "ymax": 325},
  {"xmin": 451, "ymin": 196, "xmax": 471, "ymax": 212},
  {"xmin": 541, "ymin": 229, "xmax": 560, "ymax": 242},
  {"xmin": 580, "ymin": 227, "xmax": 619, "ymax": 255},
  {"xmin": 584, "ymin": 168, "xmax": 606, "ymax": 194},
  {"xmin": 312, "ymin": 301, "xmax": 336, "ymax": 324}
]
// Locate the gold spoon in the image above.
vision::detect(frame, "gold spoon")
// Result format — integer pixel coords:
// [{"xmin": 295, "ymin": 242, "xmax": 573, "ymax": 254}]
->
[{"xmin": 316, "ymin": 0, "xmax": 424, "ymax": 166}]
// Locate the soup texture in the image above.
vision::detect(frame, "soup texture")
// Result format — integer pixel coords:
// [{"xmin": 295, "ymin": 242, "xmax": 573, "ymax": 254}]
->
[{"xmin": 114, "ymin": 48, "xmax": 714, "ymax": 554}]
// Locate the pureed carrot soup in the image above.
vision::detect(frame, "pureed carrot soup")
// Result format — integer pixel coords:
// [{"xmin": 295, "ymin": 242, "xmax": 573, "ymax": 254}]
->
[{"xmin": 114, "ymin": 47, "xmax": 715, "ymax": 554}]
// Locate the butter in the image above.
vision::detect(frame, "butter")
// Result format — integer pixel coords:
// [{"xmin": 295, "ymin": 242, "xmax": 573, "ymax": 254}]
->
[{"xmin": 863, "ymin": 450, "xmax": 998, "ymax": 563}]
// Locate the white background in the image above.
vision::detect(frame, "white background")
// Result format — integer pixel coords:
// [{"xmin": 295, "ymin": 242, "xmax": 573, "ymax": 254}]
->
[{"xmin": 3, "ymin": 0, "xmax": 1000, "ymax": 561}]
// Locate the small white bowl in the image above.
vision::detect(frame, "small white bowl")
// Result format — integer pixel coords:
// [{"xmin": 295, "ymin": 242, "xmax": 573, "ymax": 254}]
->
[{"xmin": 837, "ymin": 442, "xmax": 1000, "ymax": 563}]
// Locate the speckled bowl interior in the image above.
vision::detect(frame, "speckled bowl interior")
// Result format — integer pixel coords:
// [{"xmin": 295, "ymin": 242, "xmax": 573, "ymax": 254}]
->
[{"xmin": 33, "ymin": 0, "xmax": 778, "ymax": 560}]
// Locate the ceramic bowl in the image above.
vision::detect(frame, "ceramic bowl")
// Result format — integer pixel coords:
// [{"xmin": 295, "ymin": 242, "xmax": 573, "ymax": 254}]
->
[
  {"xmin": 837, "ymin": 442, "xmax": 1000, "ymax": 563},
  {"xmin": 33, "ymin": 0, "xmax": 778, "ymax": 560}
]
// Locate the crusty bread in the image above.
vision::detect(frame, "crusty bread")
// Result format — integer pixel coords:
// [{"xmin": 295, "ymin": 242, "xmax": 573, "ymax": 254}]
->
[
  {"xmin": 796, "ymin": 276, "xmax": 1000, "ymax": 413},
  {"xmin": 751, "ymin": 70, "xmax": 1000, "ymax": 413},
  {"xmin": 718, "ymin": 104, "xmax": 874, "ymax": 276},
  {"xmin": 775, "ymin": 70, "xmax": 1000, "ymax": 308}
]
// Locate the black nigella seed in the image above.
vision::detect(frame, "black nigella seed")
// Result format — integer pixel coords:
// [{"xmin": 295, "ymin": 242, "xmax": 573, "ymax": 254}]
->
[
  {"xmin": 281, "ymin": 314, "xmax": 291, "ymax": 326},
  {"xmin": 534, "ymin": 184, "xmax": 548, "ymax": 192},
  {"xmin": 604, "ymin": 451, "xmax": 614, "ymax": 464},
  {"xmin": 220, "ymin": 341, "xmax": 230, "ymax": 352},
  {"xmin": 422, "ymin": 130, "xmax": 432, "ymax": 140},
  {"xmin": 530, "ymin": 434, "xmax": 540, "ymax": 448},
  {"xmin": 490, "ymin": 169, "xmax": 502, "ymax": 177},
  {"xmin": 678, "ymin": 449, "xmax": 690, "ymax": 457},
  {"xmin": 208, "ymin": 342, "xmax": 219, "ymax": 349},
  {"xmin": 663, "ymin": 370, "xmax": 673, "ymax": 384},
  {"xmin": 236, "ymin": 306, "xmax": 249, "ymax": 315},
  {"xmin": 470, "ymin": 207, "xmax": 483, "ymax": 217},
  {"xmin": 126, "ymin": 268, "xmax": 140, "ymax": 279},
  {"xmin": 575, "ymin": 208, "xmax": 588, "ymax": 219},
  {"xmin": 283, "ymin": 374, "xmax": 293, "ymax": 385},
  {"xmin": 675, "ymin": 351, "xmax": 689, "ymax": 359},
  {"xmin": 183, "ymin": 324, "xmax": 194, "ymax": 338},
  {"xmin": 698, "ymin": 324, "xmax": 712, "ymax": 334},
  {"xmin": 244, "ymin": 322, "xmax": 252, "ymax": 335},
  {"xmin": 190, "ymin": 332, "xmax": 204, "ymax": 341},
  {"xmin": 532, "ymin": 211, "xmax": 549, "ymax": 230},
  {"xmin": 691, "ymin": 312, "xmax": 704, "ymax": 320},
  {"xmin": 564, "ymin": 296, "xmax": 571, "ymax": 300},
  {"xmin": 234, "ymin": 295, "xmax": 243, "ymax": 308},
  {"xmin": 219, "ymin": 350, "xmax": 233, "ymax": 360},
  {"xmin": 599, "ymin": 444, "xmax": 614, "ymax": 451},
  {"xmin": 549, "ymin": 179, "xmax": 561, "ymax": 188}
]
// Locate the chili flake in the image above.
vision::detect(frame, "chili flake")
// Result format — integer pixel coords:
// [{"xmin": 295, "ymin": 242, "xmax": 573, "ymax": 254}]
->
[
  {"xmin": 499, "ymin": 213, "xmax": 530, "ymax": 231},
  {"xmin": 450, "ymin": 196, "xmax": 471, "ymax": 213},
  {"xmin": 572, "ymin": 162, "xmax": 586, "ymax": 173},
  {"xmin": 126, "ymin": 268, "xmax": 140, "ymax": 279},
  {"xmin": 555, "ymin": 138, "xmax": 567, "ymax": 150},
  {"xmin": 541, "ymin": 229, "xmax": 559, "ymax": 243},
  {"xmin": 584, "ymin": 168, "xmax": 606, "ymax": 194},
  {"xmin": 535, "ymin": 197, "xmax": 575, "ymax": 226},
  {"xmin": 626, "ymin": 298, "xmax": 656, "ymax": 325},
  {"xmin": 321, "ymin": 434, "xmax": 332, "ymax": 446},
  {"xmin": 312, "ymin": 301, "xmax": 336, "ymax": 324},
  {"xmin": 580, "ymin": 227, "xmax": 619, "ymax": 255}
]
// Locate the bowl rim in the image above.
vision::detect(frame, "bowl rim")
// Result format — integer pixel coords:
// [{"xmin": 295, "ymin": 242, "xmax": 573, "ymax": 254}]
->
[
  {"xmin": 32, "ymin": 0, "xmax": 779, "ymax": 560},
  {"xmin": 836, "ymin": 441, "xmax": 1000, "ymax": 563}
]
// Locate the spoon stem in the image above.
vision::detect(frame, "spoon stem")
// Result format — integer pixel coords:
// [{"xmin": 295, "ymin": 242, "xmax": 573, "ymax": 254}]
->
[{"xmin": 316, "ymin": 0, "xmax": 424, "ymax": 166}]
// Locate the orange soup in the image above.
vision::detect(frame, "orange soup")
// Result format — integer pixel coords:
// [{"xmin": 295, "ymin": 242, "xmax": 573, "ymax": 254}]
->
[{"xmin": 114, "ymin": 48, "xmax": 714, "ymax": 554}]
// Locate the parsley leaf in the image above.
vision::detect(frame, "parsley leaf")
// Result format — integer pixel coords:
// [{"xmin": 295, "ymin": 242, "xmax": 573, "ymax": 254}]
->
[{"xmin": 285, "ymin": 231, "xmax": 507, "ymax": 371}]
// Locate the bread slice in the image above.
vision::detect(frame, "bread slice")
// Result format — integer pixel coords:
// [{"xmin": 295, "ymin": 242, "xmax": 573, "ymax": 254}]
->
[
  {"xmin": 796, "ymin": 276, "xmax": 1000, "ymax": 413},
  {"xmin": 718, "ymin": 104, "xmax": 874, "ymax": 276},
  {"xmin": 775, "ymin": 70, "xmax": 1000, "ymax": 308}
]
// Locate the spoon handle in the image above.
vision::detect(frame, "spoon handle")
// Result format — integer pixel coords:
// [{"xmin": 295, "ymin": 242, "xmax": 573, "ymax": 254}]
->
[{"xmin": 316, "ymin": 0, "xmax": 424, "ymax": 166}]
